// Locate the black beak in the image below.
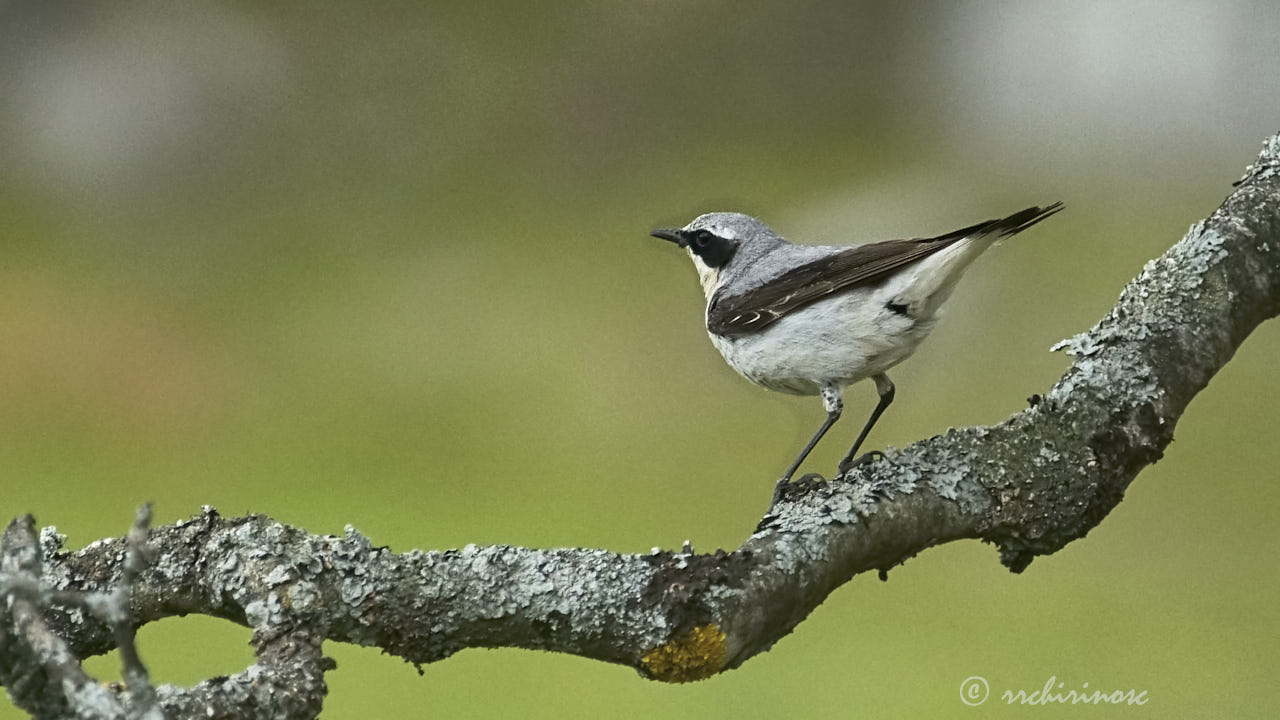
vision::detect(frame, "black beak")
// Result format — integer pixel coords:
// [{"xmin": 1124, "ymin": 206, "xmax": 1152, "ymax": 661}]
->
[{"xmin": 650, "ymin": 228, "xmax": 688, "ymax": 247}]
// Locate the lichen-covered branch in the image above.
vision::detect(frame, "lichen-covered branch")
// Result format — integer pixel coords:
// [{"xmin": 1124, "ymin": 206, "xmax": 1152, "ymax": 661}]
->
[
  {"xmin": 2, "ymin": 134, "xmax": 1278, "ymax": 718},
  {"xmin": 1, "ymin": 507, "xmax": 162, "ymax": 720}
]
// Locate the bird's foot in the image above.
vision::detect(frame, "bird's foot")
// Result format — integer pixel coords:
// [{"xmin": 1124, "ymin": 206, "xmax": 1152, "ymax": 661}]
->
[
  {"xmin": 769, "ymin": 472, "xmax": 827, "ymax": 509},
  {"xmin": 838, "ymin": 450, "xmax": 884, "ymax": 475},
  {"xmin": 793, "ymin": 472, "xmax": 827, "ymax": 491}
]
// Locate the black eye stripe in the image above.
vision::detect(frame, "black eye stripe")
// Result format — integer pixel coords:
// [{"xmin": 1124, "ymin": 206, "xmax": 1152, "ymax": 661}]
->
[{"xmin": 688, "ymin": 230, "xmax": 737, "ymax": 268}]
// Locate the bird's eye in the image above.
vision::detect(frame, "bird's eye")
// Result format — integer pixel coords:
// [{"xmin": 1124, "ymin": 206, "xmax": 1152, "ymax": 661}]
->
[{"xmin": 691, "ymin": 230, "xmax": 713, "ymax": 248}]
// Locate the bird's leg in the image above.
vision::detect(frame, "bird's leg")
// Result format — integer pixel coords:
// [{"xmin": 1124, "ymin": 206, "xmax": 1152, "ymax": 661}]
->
[
  {"xmin": 771, "ymin": 385, "xmax": 842, "ymax": 507},
  {"xmin": 837, "ymin": 373, "xmax": 895, "ymax": 473}
]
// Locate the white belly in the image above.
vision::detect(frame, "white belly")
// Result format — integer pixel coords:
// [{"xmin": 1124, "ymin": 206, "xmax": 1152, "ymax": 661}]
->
[{"xmin": 708, "ymin": 287, "xmax": 936, "ymax": 396}]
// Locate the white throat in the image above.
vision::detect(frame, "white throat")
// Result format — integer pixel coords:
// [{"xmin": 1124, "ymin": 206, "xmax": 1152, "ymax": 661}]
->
[{"xmin": 688, "ymin": 251, "xmax": 721, "ymax": 300}]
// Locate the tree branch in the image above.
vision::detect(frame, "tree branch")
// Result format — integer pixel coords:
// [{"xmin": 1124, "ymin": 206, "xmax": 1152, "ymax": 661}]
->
[{"xmin": 3, "ymin": 134, "xmax": 1278, "ymax": 718}]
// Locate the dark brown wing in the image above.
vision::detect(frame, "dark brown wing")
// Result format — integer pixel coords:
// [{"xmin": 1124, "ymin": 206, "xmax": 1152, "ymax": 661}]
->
[{"xmin": 707, "ymin": 203, "xmax": 1062, "ymax": 336}]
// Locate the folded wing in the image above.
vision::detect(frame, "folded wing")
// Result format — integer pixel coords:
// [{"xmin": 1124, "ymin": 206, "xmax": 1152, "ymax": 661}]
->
[{"xmin": 707, "ymin": 203, "xmax": 1062, "ymax": 336}]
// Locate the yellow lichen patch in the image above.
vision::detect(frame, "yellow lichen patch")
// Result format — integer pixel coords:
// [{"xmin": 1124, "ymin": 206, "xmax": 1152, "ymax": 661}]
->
[{"xmin": 639, "ymin": 624, "xmax": 728, "ymax": 683}]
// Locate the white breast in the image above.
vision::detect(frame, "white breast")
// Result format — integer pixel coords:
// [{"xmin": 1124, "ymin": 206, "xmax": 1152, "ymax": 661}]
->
[{"xmin": 707, "ymin": 285, "xmax": 935, "ymax": 396}]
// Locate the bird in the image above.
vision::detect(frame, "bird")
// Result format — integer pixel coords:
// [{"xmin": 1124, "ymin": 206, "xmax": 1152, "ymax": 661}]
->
[{"xmin": 651, "ymin": 203, "xmax": 1063, "ymax": 506}]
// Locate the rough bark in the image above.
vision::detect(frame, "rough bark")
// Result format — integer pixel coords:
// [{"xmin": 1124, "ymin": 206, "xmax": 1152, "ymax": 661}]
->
[{"xmin": 3, "ymin": 134, "xmax": 1278, "ymax": 718}]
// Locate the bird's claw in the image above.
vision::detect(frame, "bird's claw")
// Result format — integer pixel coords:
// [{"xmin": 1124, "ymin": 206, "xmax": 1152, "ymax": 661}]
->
[
  {"xmin": 838, "ymin": 450, "xmax": 884, "ymax": 474},
  {"xmin": 770, "ymin": 472, "xmax": 827, "ymax": 509}
]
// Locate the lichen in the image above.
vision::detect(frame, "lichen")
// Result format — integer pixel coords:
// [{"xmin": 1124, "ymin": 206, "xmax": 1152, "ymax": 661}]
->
[
  {"xmin": 639, "ymin": 624, "xmax": 728, "ymax": 682},
  {"xmin": 1239, "ymin": 135, "xmax": 1280, "ymax": 184},
  {"xmin": 38, "ymin": 526, "xmax": 66, "ymax": 559}
]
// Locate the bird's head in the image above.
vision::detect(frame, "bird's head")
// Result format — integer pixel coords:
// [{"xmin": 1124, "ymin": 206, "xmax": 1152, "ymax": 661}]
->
[{"xmin": 651, "ymin": 212, "xmax": 780, "ymax": 297}]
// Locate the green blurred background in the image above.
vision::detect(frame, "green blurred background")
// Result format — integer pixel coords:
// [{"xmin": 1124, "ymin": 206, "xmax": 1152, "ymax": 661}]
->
[{"xmin": 2, "ymin": 1, "xmax": 1278, "ymax": 717}]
